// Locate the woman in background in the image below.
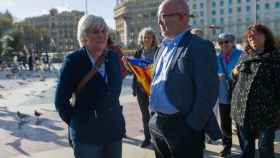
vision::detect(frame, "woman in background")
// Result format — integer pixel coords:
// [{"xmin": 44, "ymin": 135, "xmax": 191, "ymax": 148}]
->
[
  {"xmin": 231, "ymin": 24, "xmax": 280, "ymax": 158},
  {"xmin": 132, "ymin": 27, "xmax": 158, "ymax": 148}
]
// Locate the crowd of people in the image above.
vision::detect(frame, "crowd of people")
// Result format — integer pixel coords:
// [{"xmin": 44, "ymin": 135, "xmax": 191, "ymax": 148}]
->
[{"xmin": 54, "ymin": 0, "xmax": 280, "ymax": 158}]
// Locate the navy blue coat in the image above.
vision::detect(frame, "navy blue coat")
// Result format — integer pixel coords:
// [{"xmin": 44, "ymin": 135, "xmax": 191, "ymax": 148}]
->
[
  {"xmin": 154, "ymin": 31, "xmax": 221, "ymax": 140},
  {"xmin": 55, "ymin": 47, "xmax": 126, "ymax": 144}
]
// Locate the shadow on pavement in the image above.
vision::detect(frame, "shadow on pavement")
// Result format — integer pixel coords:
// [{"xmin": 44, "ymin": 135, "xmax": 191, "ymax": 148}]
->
[
  {"xmin": 0, "ymin": 108, "xmax": 68, "ymax": 156},
  {"xmin": 123, "ymin": 136, "xmax": 154, "ymax": 150}
]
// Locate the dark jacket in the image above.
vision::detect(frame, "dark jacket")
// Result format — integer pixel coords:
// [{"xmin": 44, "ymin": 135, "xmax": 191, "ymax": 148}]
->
[
  {"xmin": 55, "ymin": 47, "xmax": 126, "ymax": 144},
  {"xmin": 154, "ymin": 31, "xmax": 221, "ymax": 140},
  {"xmin": 231, "ymin": 50, "xmax": 280, "ymax": 130}
]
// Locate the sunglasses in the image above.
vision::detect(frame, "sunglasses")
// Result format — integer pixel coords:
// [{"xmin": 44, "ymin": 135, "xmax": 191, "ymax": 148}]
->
[{"xmin": 218, "ymin": 40, "xmax": 230, "ymax": 45}]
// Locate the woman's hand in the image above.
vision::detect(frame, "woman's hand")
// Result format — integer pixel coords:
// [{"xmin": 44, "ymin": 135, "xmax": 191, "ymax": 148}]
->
[{"xmin": 232, "ymin": 65, "xmax": 241, "ymax": 78}]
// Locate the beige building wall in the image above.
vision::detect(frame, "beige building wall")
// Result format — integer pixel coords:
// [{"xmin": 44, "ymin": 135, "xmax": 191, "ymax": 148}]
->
[
  {"xmin": 25, "ymin": 9, "xmax": 84, "ymax": 52},
  {"xmin": 114, "ymin": 0, "xmax": 162, "ymax": 46},
  {"xmin": 187, "ymin": 0, "xmax": 280, "ymax": 41}
]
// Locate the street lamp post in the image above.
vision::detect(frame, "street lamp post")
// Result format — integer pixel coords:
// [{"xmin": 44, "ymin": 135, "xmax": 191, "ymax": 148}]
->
[
  {"xmin": 85, "ymin": 0, "xmax": 88, "ymax": 15},
  {"xmin": 255, "ymin": 0, "xmax": 258, "ymax": 23}
]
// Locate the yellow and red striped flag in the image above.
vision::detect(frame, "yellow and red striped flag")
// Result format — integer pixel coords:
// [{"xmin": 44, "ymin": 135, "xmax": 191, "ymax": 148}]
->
[{"xmin": 126, "ymin": 57, "xmax": 153, "ymax": 96}]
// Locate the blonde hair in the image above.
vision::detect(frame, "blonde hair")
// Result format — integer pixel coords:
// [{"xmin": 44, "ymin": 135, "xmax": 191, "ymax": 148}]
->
[{"xmin": 137, "ymin": 27, "xmax": 157, "ymax": 47}]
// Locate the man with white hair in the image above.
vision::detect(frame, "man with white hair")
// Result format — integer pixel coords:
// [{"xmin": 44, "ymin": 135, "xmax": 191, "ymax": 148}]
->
[
  {"xmin": 55, "ymin": 14, "xmax": 125, "ymax": 158},
  {"xmin": 148, "ymin": 0, "xmax": 220, "ymax": 157}
]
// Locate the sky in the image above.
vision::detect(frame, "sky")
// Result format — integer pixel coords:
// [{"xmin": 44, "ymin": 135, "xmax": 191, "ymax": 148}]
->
[{"xmin": 0, "ymin": 0, "xmax": 117, "ymax": 28}]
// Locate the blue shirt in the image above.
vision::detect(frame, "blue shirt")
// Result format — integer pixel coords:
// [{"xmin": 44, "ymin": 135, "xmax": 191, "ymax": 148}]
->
[
  {"xmin": 85, "ymin": 47, "xmax": 107, "ymax": 81},
  {"xmin": 217, "ymin": 48, "xmax": 242, "ymax": 104},
  {"xmin": 150, "ymin": 31, "xmax": 187, "ymax": 114}
]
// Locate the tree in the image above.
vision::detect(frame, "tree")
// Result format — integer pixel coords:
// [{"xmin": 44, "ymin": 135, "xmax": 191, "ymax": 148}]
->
[
  {"xmin": 108, "ymin": 29, "xmax": 122, "ymax": 46},
  {"xmin": 0, "ymin": 10, "xmax": 14, "ymax": 55},
  {"xmin": 0, "ymin": 10, "xmax": 13, "ymax": 37},
  {"xmin": 0, "ymin": 34, "xmax": 14, "ymax": 63},
  {"xmin": 275, "ymin": 36, "xmax": 280, "ymax": 49}
]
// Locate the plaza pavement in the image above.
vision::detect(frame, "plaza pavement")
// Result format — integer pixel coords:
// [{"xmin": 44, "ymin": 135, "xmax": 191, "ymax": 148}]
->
[{"xmin": 0, "ymin": 74, "xmax": 280, "ymax": 158}]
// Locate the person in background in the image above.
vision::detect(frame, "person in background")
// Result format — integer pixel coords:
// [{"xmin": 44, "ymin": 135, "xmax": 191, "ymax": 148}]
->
[
  {"xmin": 231, "ymin": 24, "xmax": 280, "ymax": 158},
  {"xmin": 55, "ymin": 14, "xmax": 125, "ymax": 158},
  {"xmin": 216, "ymin": 33, "xmax": 242, "ymax": 157},
  {"xmin": 191, "ymin": 28, "xmax": 204, "ymax": 38},
  {"xmin": 148, "ymin": 0, "xmax": 220, "ymax": 157},
  {"xmin": 132, "ymin": 27, "xmax": 158, "ymax": 148}
]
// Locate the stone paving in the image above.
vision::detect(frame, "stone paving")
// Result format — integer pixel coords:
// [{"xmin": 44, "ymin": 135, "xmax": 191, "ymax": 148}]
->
[{"xmin": 1, "ymin": 74, "xmax": 280, "ymax": 158}]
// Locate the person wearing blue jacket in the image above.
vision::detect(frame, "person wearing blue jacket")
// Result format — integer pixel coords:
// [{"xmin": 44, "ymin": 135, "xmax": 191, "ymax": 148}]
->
[
  {"xmin": 55, "ymin": 14, "xmax": 125, "ymax": 158},
  {"xmin": 216, "ymin": 33, "xmax": 242, "ymax": 157}
]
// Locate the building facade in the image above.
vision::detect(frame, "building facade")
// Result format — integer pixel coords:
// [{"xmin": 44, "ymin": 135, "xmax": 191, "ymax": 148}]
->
[
  {"xmin": 115, "ymin": 0, "xmax": 280, "ymax": 44},
  {"xmin": 25, "ymin": 9, "xmax": 84, "ymax": 52},
  {"xmin": 188, "ymin": 0, "xmax": 280, "ymax": 41},
  {"xmin": 114, "ymin": 0, "xmax": 162, "ymax": 46}
]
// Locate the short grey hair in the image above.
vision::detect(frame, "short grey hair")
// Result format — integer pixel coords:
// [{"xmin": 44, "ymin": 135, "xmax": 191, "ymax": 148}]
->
[
  {"xmin": 77, "ymin": 14, "xmax": 108, "ymax": 47},
  {"xmin": 137, "ymin": 27, "xmax": 157, "ymax": 47}
]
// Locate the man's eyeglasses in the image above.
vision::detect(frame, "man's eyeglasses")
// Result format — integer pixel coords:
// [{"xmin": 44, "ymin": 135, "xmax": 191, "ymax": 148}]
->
[
  {"xmin": 218, "ymin": 40, "xmax": 230, "ymax": 45},
  {"xmin": 158, "ymin": 12, "xmax": 188, "ymax": 20}
]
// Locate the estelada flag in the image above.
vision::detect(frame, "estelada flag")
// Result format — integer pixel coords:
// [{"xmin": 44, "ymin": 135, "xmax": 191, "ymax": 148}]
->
[{"xmin": 126, "ymin": 57, "xmax": 153, "ymax": 96}]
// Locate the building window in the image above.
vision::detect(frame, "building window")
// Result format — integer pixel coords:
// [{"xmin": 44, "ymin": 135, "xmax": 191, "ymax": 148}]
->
[
  {"xmin": 257, "ymin": 4, "xmax": 260, "ymax": 10},
  {"xmin": 276, "ymin": 2, "xmax": 280, "ymax": 8},
  {"xmin": 237, "ymin": 6, "xmax": 242, "ymax": 12},
  {"xmin": 246, "ymin": 6, "xmax": 251, "ymax": 12},
  {"xmin": 200, "ymin": 3, "xmax": 204, "ymax": 9},
  {"xmin": 246, "ymin": 17, "xmax": 251, "ymax": 22},
  {"xmin": 193, "ymin": 4, "xmax": 197, "ymax": 9},
  {"xmin": 228, "ymin": 0, "xmax": 232, "ymax": 5},
  {"xmin": 220, "ymin": 17, "xmax": 224, "ymax": 24},
  {"xmin": 220, "ymin": 0, "xmax": 224, "ymax": 6},
  {"xmin": 200, "ymin": 11, "xmax": 204, "ymax": 16},
  {"xmin": 193, "ymin": 20, "xmax": 197, "ymax": 25},
  {"xmin": 212, "ymin": 1, "xmax": 216, "ymax": 7},
  {"xmin": 212, "ymin": 10, "xmax": 216, "ymax": 15},
  {"xmin": 265, "ymin": 3, "xmax": 270, "ymax": 10},
  {"xmin": 200, "ymin": 19, "xmax": 204, "ymax": 25},
  {"xmin": 246, "ymin": 0, "xmax": 250, "ymax": 2},
  {"xmin": 237, "ymin": 0, "xmax": 241, "ymax": 4},
  {"xmin": 212, "ymin": 18, "xmax": 216, "ymax": 24},
  {"xmin": 228, "ymin": 8, "xmax": 233, "ymax": 13},
  {"xmin": 220, "ymin": 9, "xmax": 224, "ymax": 15}
]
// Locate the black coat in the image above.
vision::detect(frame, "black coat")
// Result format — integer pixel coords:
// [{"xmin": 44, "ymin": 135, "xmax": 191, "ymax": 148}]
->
[{"xmin": 231, "ymin": 50, "xmax": 280, "ymax": 130}]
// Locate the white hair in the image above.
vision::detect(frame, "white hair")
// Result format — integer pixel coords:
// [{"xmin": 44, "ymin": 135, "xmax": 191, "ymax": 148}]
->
[
  {"xmin": 77, "ymin": 14, "xmax": 108, "ymax": 47},
  {"xmin": 137, "ymin": 27, "xmax": 157, "ymax": 47}
]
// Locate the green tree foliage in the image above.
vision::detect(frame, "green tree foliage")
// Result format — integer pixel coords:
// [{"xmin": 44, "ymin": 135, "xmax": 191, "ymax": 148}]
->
[
  {"xmin": 108, "ymin": 29, "xmax": 122, "ymax": 46},
  {"xmin": 0, "ymin": 10, "xmax": 14, "ymax": 55},
  {"xmin": 0, "ymin": 10, "xmax": 13, "ymax": 36}
]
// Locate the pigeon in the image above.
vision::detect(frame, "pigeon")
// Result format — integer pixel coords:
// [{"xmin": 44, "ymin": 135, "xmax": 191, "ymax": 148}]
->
[
  {"xmin": 34, "ymin": 110, "xmax": 42, "ymax": 117},
  {"xmin": 16, "ymin": 111, "xmax": 29, "ymax": 120}
]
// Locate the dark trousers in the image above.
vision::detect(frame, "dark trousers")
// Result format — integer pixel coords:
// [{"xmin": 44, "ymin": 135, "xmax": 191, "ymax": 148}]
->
[
  {"xmin": 219, "ymin": 104, "xmax": 232, "ymax": 148},
  {"xmin": 237, "ymin": 124, "xmax": 275, "ymax": 158},
  {"xmin": 136, "ymin": 88, "xmax": 151, "ymax": 141},
  {"xmin": 149, "ymin": 113, "xmax": 204, "ymax": 158},
  {"xmin": 73, "ymin": 140, "xmax": 122, "ymax": 158}
]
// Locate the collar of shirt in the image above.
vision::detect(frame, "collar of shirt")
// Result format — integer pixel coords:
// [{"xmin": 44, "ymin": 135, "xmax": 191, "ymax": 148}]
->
[
  {"xmin": 162, "ymin": 31, "xmax": 186, "ymax": 49},
  {"xmin": 85, "ymin": 47, "xmax": 96, "ymax": 66},
  {"xmin": 162, "ymin": 27, "xmax": 191, "ymax": 49},
  {"xmin": 85, "ymin": 47, "xmax": 107, "ymax": 79}
]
